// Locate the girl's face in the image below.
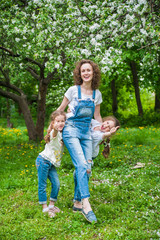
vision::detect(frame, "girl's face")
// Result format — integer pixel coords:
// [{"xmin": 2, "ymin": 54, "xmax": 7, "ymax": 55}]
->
[
  {"xmin": 101, "ymin": 120, "xmax": 115, "ymax": 132},
  {"xmin": 80, "ymin": 63, "xmax": 93, "ymax": 83},
  {"xmin": 53, "ymin": 115, "xmax": 65, "ymax": 131}
]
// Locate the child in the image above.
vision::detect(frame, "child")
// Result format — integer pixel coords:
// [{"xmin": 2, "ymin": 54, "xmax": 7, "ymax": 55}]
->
[
  {"xmin": 36, "ymin": 110, "xmax": 66, "ymax": 218},
  {"xmin": 86, "ymin": 116, "xmax": 120, "ymax": 173},
  {"xmin": 91, "ymin": 115, "xmax": 120, "ymax": 160}
]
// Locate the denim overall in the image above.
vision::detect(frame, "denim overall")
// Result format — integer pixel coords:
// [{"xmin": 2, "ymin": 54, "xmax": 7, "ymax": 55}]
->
[{"xmin": 63, "ymin": 85, "xmax": 95, "ymax": 200}]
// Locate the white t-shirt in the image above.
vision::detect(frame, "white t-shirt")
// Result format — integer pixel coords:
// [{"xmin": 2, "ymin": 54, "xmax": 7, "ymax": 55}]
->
[
  {"xmin": 65, "ymin": 85, "xmax": 102, "ymax": 119},
  {"xmin": 90, "ymin": 119, "xmax": 104, "ymax": 158},
  {"xmin": 40, "ymin": 130, "xmax": 63, "ymax": 167}
]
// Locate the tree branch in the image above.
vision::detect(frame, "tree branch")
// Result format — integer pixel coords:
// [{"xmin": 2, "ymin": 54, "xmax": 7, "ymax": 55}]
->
[
  {"xmin": 0, "ymin": 80, "xmax": 25, "ymax": 96},
  {"xmin": 0, "ymin": 46, "xmax": 20, "ymax": 57},
  {"xmin": 137, "ymin": 40, "xmax": 160, "ymax": 50},
  {"xmin": 44, "ymin": 68, "xmax": 58, "ymax": 84},
  {"xmin": 26, "ymin": 66, "xmax": 40, "ymax": 80},
  {"xmin": 0, "ymin": 87, "xmax": 21, "ymax": 102},
  {"xmin": 25, "ymin": 57, "xmax": 42, "ymax": 68}
]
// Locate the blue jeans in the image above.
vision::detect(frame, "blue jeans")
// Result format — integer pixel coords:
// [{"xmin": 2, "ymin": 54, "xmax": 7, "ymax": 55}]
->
[
  {"xmin": 63, "ymin": 122, "xmax": 92, "ymax": 200},
  {"xmin": 36, "ymin": 155, "xmax": 60, "ymax": 204},
  {"xmin": 73, "ymin": 170, "xmax": 90, "ymax": 202}
]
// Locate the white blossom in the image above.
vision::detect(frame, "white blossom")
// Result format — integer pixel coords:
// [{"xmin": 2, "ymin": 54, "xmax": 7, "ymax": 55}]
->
[
  {"xmin": 101, "ymin": 66, "xmax": 110, "ymax": 73},
  {"xmin": 157, "ymin": 231, "xmax": 160, "ymax": 237},
  {"xmin": 15, "ymin": 38, "xmax": 20, "ymax": 42},
  {"xmin": 140, "ymin": 29, "xmax": 147, "ymax": 35},
  {"xmin": 55, "ymin": 63, "xmax": 60, "ymax": 69},
  {"xmin": 56, "ymin": 41, "xmax": 60, "ymax": 47},
  {"xmin": 95, "ymin": 34, "xmax": 103, "ymax": 40},
  {"xmin": 81, "ymin": 49, "xmax": 91, "ymax": 57},
  {"xmin": 90, "ymin": 38, "xmax": 97, "ymax": 45},
  {"xmin": 89, "ymin": 23, "xmax": 100, "ymax": 32},
  {"xmin": 14, "ymin": 27, "xmax": 20, "ymax": 33},
  {"xmin": 138, "ymin": 0, "xmax": 147, "ymax": 4}
]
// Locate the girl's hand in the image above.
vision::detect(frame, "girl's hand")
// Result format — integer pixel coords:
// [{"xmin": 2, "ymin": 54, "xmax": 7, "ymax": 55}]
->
[{"xmin": 110, "ymin": 126, "xmax": 119, "ymax": 134}]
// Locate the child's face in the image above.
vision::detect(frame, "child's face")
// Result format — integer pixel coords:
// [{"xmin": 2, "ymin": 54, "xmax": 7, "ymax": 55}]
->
[
  {"xmin": 101, "ymin": 120, "xmax": 115, "ymax": 132},
  {"xmin": 53, "ymin": 115, "xmax": 65, "ymax": 131}
]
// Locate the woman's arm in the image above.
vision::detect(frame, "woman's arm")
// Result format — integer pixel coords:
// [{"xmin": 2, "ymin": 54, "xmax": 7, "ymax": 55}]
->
[
  {"xmin": 57, "ymin": 96, "xmax": 69, "ymax": 111},
  {"xmin": 94, "ymin": 104, "xmax": 102, "ymax": 122}
]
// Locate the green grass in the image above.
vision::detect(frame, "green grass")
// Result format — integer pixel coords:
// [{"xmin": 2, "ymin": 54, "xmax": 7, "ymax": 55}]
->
[{"xmin": 0, "ymin": 126, "xmax": 160, "ymax": 240}]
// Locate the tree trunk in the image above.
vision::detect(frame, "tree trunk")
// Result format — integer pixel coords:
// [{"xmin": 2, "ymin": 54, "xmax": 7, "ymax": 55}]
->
[
  {"xmin": 130, "ymin": 61, "xmax": 143, "ymax": 116},
  {"xmin": 18, "ymin": 96, "xmax": 38, "ymax": 141},
  {"xmin": 155, "ymin": 52, "xmax": 160, "ymax": 111},
  {"xmin": 0, "ymin": 85, "xmax": 38, "ymax": 141},
  {"xmin": 111, "ymin": 79, "xmax": 118, "ymax": 114},
  {"xmin": 6, "ymin": 98, "xmax": 13, "ymax": 128},
  {"xmin": 155, "ymin": 93, "xmax": 160, "ymax": 111},
  {"xmin": 155, "ymin": 76, "xmax": 160, "ymax": 111},
  {"xmin": 36, "ymin": 80, "xmax": 48, "ymax": 141}
]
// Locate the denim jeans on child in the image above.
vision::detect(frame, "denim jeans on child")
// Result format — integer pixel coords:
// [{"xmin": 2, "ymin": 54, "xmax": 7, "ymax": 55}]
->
[
  {"xmin": 36, "ymin": 155, "xmax": 60, "ymax": 204},
  {"xmin": 63, "ymin": 85, "xmax": 95, "ymax": 200}
]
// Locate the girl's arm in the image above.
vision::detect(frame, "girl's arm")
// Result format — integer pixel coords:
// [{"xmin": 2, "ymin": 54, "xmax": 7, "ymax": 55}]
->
[
  {"xmin": 94, "ymin": 104, "xmax": 102, "ymax": 123},
  {"xmin": 57, "ymin": 96, "xmax": 69, "ymax": 111}
]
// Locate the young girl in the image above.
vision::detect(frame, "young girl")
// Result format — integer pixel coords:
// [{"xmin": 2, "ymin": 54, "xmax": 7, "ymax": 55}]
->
[
  {"xmin": 36, "ymin": 111, "xmax": 66, "ymax": 218},
  {"xmin": 57, "ymin": 59, "xmax": 102, "ymax": 223},
  {"xmin": 91, "ymin": 115, "xmax": 120, "ymax": 159}
]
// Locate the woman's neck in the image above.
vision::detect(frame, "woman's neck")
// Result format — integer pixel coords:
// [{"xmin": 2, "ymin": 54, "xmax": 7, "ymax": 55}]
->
[{"xmin": 81, "ymin": 82, "xmax": 92, "ymax": 95}]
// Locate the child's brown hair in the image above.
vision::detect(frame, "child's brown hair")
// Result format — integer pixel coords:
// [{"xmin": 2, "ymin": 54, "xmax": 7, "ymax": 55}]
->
[
  {"xmin": 44, "ymin": 111, "xmax": 66, "ymax": 143},
  {"xmin": 102, "ymin": 116, "xmax": 120, "ymax": 158}
]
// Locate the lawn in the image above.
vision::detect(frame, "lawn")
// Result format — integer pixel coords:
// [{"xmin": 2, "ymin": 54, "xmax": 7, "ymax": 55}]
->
[{"xmin": 0, "ymin": 126, "xmax": 160, "ymax": 240}]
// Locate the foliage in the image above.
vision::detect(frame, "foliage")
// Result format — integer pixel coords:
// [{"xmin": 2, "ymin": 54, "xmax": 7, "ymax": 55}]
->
[{"xmin": 0, "ymin": 126, "xmax": 160, "ymax": 239}]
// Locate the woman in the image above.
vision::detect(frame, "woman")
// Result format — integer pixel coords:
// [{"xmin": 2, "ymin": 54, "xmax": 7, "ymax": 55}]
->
[{"xmin": 57, "ymin": 59, "xmax": 102, "ymax": 223}]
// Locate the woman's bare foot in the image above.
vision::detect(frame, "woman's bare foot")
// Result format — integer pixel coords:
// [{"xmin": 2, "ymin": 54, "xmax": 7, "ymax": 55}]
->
[
  {"xmin": 74, "ymin": 201, "xmax": 82, "ymax": 208},
  {"xmin": 82, "ymin": 198, "xmax": 92, "ymax": 214}
]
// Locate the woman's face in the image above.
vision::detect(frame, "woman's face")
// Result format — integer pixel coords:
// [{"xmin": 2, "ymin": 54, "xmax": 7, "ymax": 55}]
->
[{"xmin": 80, "ymin": 63, "xmax": 93, "ymax": 83}]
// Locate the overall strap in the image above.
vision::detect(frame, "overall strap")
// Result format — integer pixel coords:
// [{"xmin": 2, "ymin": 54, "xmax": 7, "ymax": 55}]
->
[
  {"xmin": 92, "ymin": 90, "xmax": 96, "ymax": 100},
  {"xmin": 77, "ymin": 85, "xmax": 81, "ymax": 100}
]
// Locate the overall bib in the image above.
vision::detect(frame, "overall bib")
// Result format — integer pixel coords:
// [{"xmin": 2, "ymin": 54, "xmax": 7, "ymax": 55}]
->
[{"xmin": 63, "ymin": 85, "xmax": 95, "ymax": 200}]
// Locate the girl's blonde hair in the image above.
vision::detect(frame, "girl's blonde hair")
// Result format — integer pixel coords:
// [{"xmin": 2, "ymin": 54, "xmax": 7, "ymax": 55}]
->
[
  {"xmin": 102, "ymin": 116, "xmax": 120, "ymax": 158},
  {"xmin": 73, "ymin": 59, "xmax": 101, "ymax": 90},
  {"xmin": 44, "ymin": 111, "xmax": 66, "ymax": 143}
]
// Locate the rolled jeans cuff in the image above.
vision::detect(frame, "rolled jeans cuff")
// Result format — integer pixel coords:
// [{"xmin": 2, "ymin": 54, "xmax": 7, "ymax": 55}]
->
[{"xmin": 87, "ymin": 162, "xmax": 92, "ymax": 170}]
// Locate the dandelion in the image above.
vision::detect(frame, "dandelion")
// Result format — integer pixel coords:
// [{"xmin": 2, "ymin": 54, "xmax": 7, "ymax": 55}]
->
[{"xmin": 25, "ymin": 165, "xmax": 27, "ymax": 167}]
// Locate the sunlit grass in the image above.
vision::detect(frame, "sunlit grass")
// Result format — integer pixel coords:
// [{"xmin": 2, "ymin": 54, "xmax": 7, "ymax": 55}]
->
[{"xmin": 0, "ymin": 126, "xmax": 160, "ymax": 239}]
